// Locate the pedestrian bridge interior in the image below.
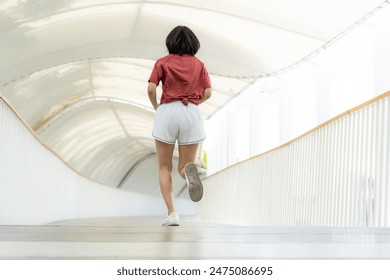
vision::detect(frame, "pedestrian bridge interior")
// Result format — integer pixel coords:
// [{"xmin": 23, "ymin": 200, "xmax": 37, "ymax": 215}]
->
[{"xmin": 1, "ymin": 0, "xmax": 390, "ymax": 259}]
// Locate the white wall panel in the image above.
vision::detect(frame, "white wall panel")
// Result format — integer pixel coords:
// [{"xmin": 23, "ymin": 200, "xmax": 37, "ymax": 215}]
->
[{"xmin": 0, "ymin": 98, "xmax": 195, "ymax": 225}]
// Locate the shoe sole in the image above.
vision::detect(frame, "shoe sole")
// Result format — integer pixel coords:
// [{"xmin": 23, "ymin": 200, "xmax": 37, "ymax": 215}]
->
[
  {"xmin": 162, "ymin": 222, "xmax": 180, "ymax": 226},
  {"xmin": 162, "ymin": 218, "xmax": 180, "ymax": 226},
  {"xmin": 185, "ymin": 163, "xmax": 203, "ymax": 202}
]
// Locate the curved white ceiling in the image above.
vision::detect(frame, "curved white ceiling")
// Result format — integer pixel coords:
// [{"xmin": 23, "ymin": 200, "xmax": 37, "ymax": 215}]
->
[{"xmin": 0, "ymin": 0, "xmax": 387, "ymax": 195}]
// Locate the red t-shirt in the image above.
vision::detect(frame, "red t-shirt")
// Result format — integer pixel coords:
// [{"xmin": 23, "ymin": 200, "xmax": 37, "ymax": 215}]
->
[{"xmin": 148, "ymin": 54, "xmax": 211, "ymax": 105}]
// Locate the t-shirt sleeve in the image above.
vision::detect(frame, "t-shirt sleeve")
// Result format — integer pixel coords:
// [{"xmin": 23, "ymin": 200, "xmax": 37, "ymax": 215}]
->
[{"xmin": 148, "ymin": 62, "xmax": 161, "ymax": 85}]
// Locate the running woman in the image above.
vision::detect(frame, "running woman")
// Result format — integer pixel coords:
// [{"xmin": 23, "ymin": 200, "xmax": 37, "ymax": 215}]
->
[{"xmin": 147, "ymin": 25, "xmax": 212, "ymax": 226}]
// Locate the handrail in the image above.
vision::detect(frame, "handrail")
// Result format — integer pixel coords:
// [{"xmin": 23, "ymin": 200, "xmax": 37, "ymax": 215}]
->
[
  {"xmin": 208, "ymin": 90, "xmax": 390, "ymax": 178},
  {"xmin": 198, "ymin": 90, "xmax": 390, "ymax": 227}
]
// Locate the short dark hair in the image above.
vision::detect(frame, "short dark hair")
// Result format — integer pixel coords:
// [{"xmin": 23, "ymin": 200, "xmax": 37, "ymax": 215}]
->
[{"xmin": 165, "ymin": 26, "xmax": 200, "ymax": 56}]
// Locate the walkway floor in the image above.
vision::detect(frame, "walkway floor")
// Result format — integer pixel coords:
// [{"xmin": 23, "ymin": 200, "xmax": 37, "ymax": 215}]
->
[{"xmin": 1, "ymin": 216, "xmax": 389, "ymax": 259}]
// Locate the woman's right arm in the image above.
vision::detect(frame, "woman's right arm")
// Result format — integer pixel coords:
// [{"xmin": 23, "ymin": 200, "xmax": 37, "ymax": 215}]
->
[{"xmin": 147, "ymin": 82, "xmax": 159, "ymax": 110}]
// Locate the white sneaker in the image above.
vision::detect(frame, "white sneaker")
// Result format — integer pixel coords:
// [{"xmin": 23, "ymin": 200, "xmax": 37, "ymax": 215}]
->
[
  {"xmin": 162, "ymin": 212, "xmax": 180, "ymax": 226},
  {"xmin": 185, "ymin": 163, "xmax": 203, "ymax": 202}
]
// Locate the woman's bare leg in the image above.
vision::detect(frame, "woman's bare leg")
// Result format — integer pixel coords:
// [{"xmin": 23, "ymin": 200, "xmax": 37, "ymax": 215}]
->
[
  {"xmin": 155, "ymin": 140, "xmax": 175, "ymax": 215},
  {"xmin": 178, "ymin": 143, "xmax": 199, "ymax": 178}
]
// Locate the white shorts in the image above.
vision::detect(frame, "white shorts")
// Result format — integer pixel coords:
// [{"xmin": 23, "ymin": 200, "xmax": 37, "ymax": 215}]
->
[{"xmin": 153, "ymin": 101, "xmax": 206, "ymax": 145}]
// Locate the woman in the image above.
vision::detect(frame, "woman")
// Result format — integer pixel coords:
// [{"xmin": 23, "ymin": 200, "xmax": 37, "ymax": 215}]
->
[{"xmin": 147, "ymin": 25, "xmax": 212, "ymax": 226}]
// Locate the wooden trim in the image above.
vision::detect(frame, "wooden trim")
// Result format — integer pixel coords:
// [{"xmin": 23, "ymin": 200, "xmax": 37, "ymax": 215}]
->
[
  {"xmin": 206, "ymin": 90, "xmax": 390, "ymax": 178},
  {"xmin": 0, "ymin": 94, "xmax": 115, "ymax": 190}
]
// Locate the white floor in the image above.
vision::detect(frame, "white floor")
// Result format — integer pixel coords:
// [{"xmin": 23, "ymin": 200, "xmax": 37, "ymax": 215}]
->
[{"xmin": 1, "ymin": 216, "xmax": 389, "ymax": 259}]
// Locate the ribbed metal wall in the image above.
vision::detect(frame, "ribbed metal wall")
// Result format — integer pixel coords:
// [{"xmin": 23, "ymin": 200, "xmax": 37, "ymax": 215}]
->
[
  {"xmin": 198, "ymin": 94, "xmax": 390, "ymax": 227},
  {"xmin": 0, "ymin": 97, "xmax": 195, "ymax": 225}
]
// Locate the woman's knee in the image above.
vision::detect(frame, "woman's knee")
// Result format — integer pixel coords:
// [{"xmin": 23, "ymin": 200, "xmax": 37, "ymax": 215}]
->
[{"xmin": 160, "ymin": 164, "xmax": 173, "ymax": 173}]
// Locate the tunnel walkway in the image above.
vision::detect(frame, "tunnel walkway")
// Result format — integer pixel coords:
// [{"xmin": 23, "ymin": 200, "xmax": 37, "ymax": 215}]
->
[{"xmin": 1, "ymin": 216, "xmax": 389, "ymax": 259}]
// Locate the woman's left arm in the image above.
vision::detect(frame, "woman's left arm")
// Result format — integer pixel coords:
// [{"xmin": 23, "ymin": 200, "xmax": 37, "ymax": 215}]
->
[{"xmin": 199, "ymin": 88, "xmax": 212, "ymax": 104}]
